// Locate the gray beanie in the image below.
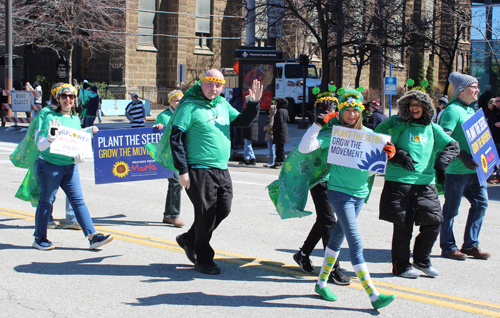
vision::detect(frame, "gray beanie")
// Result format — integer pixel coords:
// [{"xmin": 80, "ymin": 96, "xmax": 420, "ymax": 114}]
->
[{"xmin": 448, "ymin": 72, "xmax": 478, "ymax": 96}]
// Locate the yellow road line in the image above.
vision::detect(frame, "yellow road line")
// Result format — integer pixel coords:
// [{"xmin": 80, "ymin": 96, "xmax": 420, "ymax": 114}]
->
[{"xmin": 1, "ymin": 206, "xmax": 499, "ymax": 316}]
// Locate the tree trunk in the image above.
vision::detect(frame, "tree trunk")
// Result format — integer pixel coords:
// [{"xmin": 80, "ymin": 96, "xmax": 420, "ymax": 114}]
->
[{"xmin": 67, "ymin": 43, "xmax": 74, "ymax": 84}]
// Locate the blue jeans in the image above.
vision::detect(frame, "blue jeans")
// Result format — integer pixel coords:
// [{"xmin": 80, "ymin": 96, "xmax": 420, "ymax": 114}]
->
[
  {"xmin": 97, "ymin": 109, "xmax": 102, "ymax": 123},
  {"xmin": 34, "ymin": 159, "xmax": 96, "ymax": 238},
  {"xmin": 440, "ymin": 173, "xmax": 488, "ymax": 254},
  {"xmin": 326, "ymin": 190, "xmax": 365, "ymax": 265},
  {"xmin": 243, "ymin": 139, "xmax": 255, "ymax": 160},
  {"xmin": 65, "ymin": 197, "xmax": 77, "ymax": 223},
  {"xmin": 266, "ymin": 140, "xmax": 276, "ymax": 165},
  {"xmin": 84, "ymin": 116, "xmax": 95, "ymax": 128}
]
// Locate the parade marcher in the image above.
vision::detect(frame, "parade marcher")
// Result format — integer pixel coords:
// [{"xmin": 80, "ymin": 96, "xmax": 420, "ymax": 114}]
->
[
  {"xmin": 364, "ymin": 99, "xmax": 387, "ymax": 130},
  {"xmin": 239, "ymin": 96, "xmax": 259, "ymax": 166},
  {"xmin": 298, "ymin": 89, "xmax": 396, "ymax": 310},
  {"xmin": 439, "ymin": 72, "xmax": 490, "ymax": 260},
  {"xmin": 170, "ymin": 70, "xmax": 262, "ymax": 275},
  {"xmin": 271, "ymin": 97, "xmax": 289, "ymax": 168},
  {"xmin": 263, "ymin": 101, "xmax": 276, "ymax": 168},
  {"xmin": 32, "ymin": 83, "xmax": 113, "ymax": 250},
  {"xmin": 153, "ymin": 90, "xmax": 185, "ymax": 227},
  {"xmin": 125, "ymin": 93, "xmax": 146, "ymax": 128},
  {"xmin": 375, "ymin": 90, "xmax": 459, "ymax": 278}
]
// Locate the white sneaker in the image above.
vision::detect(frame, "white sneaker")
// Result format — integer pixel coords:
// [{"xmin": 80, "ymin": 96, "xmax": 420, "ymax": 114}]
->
[
  {"xmin": 413, "ymin": 263, "xmax": 439, "ymax": 277},
  {"xmin": 400, "ymin": 268, "xmax": 420, "ymax": 278}
]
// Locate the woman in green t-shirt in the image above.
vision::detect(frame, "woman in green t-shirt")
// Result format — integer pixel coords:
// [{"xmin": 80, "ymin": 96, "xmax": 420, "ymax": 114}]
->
[
  {"xmin": 299, "ymin": 89, "xmax": 396, "ymax": 310},
  {"xmin": 32, "ymin": 84, "xmax": 113, "ymax": 251}
]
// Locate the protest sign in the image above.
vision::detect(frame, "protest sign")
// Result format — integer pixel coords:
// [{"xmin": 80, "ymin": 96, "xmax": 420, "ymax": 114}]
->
[
  {"xmin": 50, "ymin": 128, "xmax": 93, "ymax": 157},
  {"xmin": 327, "ymin": 126, "xmax": 391, "ymax": 173},
  {"xmin": 462, "ymin": 109, "xmax": 500, "ymax": 185},
  {"xmin": 93, "ymin": 127, "xmax": 173, "ymax": 184}
]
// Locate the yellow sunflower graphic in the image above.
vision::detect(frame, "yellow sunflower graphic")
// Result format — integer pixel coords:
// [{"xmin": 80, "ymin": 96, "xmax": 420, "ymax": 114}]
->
[
  {"xmin": 112, "ymin": 161, "xmax": 130, "ymax": 178},
  {"xmin": 481, "ymin": 154, "xmax": 488, "ymax": 173},
  {"xmin": 414, "ymin": 136, "xmax": 420, "ymax": 142},
  {"xmin": 72, "ymin": 132, "xmax": 77, "ymax": 138}
]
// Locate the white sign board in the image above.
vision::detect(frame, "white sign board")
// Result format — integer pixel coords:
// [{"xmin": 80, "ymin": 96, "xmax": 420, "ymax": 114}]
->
[
  {"xmin": 327, "ymin": 126, "xmax": 391, "ymax": 173},
  {"xmin": 50, "ymin": 128, "xmax": 93, "ymax": 158},
  {"xmin": 384, "ymin": 76, "xmax": 397, "ymax": 95},
  {"xmin": 11, "ymin": 91, "xmax": 33, "ymax": 112}
]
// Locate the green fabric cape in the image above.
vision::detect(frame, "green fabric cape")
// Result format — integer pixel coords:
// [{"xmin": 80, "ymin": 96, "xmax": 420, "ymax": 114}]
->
[
  {"xmin": 267, "ymin": 120, "xmax": 375, "ymax": 220},
  {"xmin": 145, "ymin": 81, "xmax": 223, "ymax": 170}
]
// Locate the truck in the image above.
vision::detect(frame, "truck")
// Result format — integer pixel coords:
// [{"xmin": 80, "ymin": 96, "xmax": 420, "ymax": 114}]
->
[{"xmin": 275, "ymin": 60, "xmax": 321, "ymax": 123}]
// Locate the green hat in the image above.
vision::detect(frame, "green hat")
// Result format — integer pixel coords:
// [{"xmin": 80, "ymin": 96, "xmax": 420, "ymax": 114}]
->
[{"xmin": 337, "ymin": 89, "xmax": 365, "ymax": 118}]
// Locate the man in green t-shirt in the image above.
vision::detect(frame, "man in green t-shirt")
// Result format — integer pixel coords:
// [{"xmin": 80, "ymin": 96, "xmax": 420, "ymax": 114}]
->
[
  {"xmin": 172, "ymin": 69, "xmax": 263, "ymax": 275},
  {"xmin": 438, "ymin": 72, "xmax": 490, "ymax": 261}
]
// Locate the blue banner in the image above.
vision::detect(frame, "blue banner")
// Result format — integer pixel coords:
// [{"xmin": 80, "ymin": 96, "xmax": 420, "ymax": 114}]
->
[
  {"xmin": 93, "ymin": 127, "xmax": 173, "ymax": 184},
  {"xmin": 461, "ymin": 109, "xmax": 500, "ymax": 185}
]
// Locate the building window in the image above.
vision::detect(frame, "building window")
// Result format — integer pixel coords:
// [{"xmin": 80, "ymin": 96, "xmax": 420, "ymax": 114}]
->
[
  {"xmin": 138, "ymin": 0, "xmax": 157, "ymax": 51},
  {"xmin": 195, "ymin": 0, "xmax": 212, "ymax": 52}
]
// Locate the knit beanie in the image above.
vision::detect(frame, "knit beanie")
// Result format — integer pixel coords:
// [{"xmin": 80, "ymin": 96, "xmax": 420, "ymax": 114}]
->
[
  {"xmin": 369, "ymin": 99, "xmax": 381, "ymax": 110},
  {"xmin": 448, "ymin": 72, "xmax": 478, "ymax": 96},
  {"xmin": 337, "ymin": 89, "xmax": 365, "ymax": 118},
  {"xmin": 438, "ymin": 96, "xmax": 448, "ymax": 105}
]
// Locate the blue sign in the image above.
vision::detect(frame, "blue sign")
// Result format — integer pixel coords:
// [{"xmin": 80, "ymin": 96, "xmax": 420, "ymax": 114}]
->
[
  {"xmin": 384, "ymin": 77, "xmax": 397, "ymax": 95},
  {"xmin": 93, "ymin": 127, "xmax": 173, "ymax": 184},
  {"xmin": 461, "ymin": 109, "xmax": 500, "ymax": 185}
]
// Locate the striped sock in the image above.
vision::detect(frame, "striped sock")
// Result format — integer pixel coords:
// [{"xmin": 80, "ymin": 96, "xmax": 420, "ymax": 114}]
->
[
  {"xmin": 317, "ymin": 247, "xmax": 339, "ymax": 288},
  {"xmin": 353, "ymin": 263, "xmax": 380, "ymax": 301}
]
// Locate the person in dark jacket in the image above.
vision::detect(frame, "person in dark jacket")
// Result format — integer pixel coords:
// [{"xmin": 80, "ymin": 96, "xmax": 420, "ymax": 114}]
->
[
  {"xmin": 229, "ymin": 88, "xmax": 243, "ymax": 150},
  {"xmin": 271, "ymin": 97, "xmax": 289, "ymax": 168},
  {"xmin": 239, "ymin": 96, "xmax": 259, "ymax": 166},
  {"xmin": 478, "ymin": 85, "xmax": 495, "ymax": 118},
  {"xmin": 81, "ymin": 86, "xmax": 99, "ymax": 128},
  {"xmin": 375, "ymin": 90, "xmax": 460, "ymax": 278},
  {"xmin": 364, "ymin": 99, "xmax": 387, "ymax": 129},
  {"xmin": 488, "ymin": 96, "xmax": 500, "ymax": 183}
]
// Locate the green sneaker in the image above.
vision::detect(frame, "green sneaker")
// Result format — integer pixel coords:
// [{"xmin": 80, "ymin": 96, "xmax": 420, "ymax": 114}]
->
[
  {"xmin": 371, "ymin": 293, "xmax": 396, "ymax": 310},
  {"xmin": 315, "ymin": 284, "xmax": 338, "ymax": 301}
]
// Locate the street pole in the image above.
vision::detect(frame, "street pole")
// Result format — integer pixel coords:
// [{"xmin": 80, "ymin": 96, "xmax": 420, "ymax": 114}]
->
[
  {"xmin": 389, "ymin": 62, "xmax": 393, "ymax": 117},
  {"xmin": 4, "ymin": 0, "xmax": 13, "ymax": 119}
]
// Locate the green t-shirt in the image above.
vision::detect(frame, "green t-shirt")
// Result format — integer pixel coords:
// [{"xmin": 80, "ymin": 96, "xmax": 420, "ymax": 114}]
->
[
  {"xmin": 154, "ymin": 108, "xmax": 174, "ymax": 126},
  {"xmin": 385, "ymin": 123, "xmax": 454, "ymax": 184},
  {"xmin": 172, "ymin": 99, "xmax": 240, "ymax": 169},
  {"xmin": 439, "ymin": 98, "xmax": 476, "ymax": 174},
  {"xmin": 39, "ymin": 112, "xmax": 82, "ymax": 165},
  {"xmin": 327, "ymin": 126, "xmax": 373, "ymax": 198},
  {"xmin": 36, "ymin": 107, "xmax": 54, "ymax": 132}
]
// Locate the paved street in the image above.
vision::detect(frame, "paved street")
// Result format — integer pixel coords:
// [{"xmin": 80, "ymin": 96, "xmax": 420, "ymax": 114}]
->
[{"xmin": 1, "ymin": 114, "xmax": 499, "ymax": 317}]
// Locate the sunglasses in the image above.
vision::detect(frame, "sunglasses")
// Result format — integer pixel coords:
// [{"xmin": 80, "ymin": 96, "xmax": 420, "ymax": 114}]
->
[{"xmin": 60, "ymin": 94, "xmax": 76, "ymax": 100}]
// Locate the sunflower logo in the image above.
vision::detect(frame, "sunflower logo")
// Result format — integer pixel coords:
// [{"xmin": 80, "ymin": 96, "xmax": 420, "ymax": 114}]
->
[
  {"xmin": 112, "ymin": 161, "xmax": 130, "ymax": 178},
  {"xmin": 481, "ymin": 154, "xmax": 488, "ymax": 173},
  {"xmin": 72, "ymin": 132, "xmax": 77, "ymax": 138},
  {"xmin": 414, "ymin": 136, "xmax": 421, "ymax": 142}
]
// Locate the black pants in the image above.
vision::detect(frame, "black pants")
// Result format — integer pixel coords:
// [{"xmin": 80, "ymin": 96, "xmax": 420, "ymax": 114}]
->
[
  {"xmin": 275, "ymin": 143, "xmax": 285, "ymax": 163},
  {"xmin": 392, "ymin": 222, "xmax": 440, "ymax": 275},
  {"xmin": 300, "ymin": 182, "xmax": 340, "ymax": 268},
  {"xmin": 184, "ymin": 168, "xmax": 233, "ymax": 265}
]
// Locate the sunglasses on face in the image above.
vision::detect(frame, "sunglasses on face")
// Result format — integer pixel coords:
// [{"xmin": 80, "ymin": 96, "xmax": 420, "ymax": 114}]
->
[{"xmin": 60, "ymin": 94, "xmax": 76, "ymax": 100}]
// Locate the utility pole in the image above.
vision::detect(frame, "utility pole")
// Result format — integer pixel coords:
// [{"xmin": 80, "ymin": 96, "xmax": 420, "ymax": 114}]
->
[
  {"xmin": 246, "ymin": 0, "xmax": 255, "ymax": 46},
  {"xmin": 4, "ymin": 0, "xmax": 13, "ymax": 119}
]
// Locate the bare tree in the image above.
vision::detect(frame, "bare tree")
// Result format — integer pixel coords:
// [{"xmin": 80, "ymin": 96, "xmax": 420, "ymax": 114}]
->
[{"xmin": 2, "ymin": 0, "xmax": 126, "ymax": 83}]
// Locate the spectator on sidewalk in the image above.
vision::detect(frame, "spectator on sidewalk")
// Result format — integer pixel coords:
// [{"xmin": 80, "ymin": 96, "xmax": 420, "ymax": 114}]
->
[
  {"xmin": 81, "ymin": 86, "xmax": 99, "ymax": 128},
  {"xmin": 263, "ymin": 102, "xmax": 276, "ymax": 168},
  {"xmin": 271, "ymin": 97, "xmax": 289, "ymax": 168},
  {"xmin": 229, "ymin": 88, "xmax": 243, "ymax": 150},
  {"xmin": 433, "ymin": 96, "xmax": 448, "ymax": 123},
  {"xmin": 239, "ymin": 95, "xmax": 259, "ymax": 166},
  {"xmin": 364, "ymin": 99, "xmax": 387, "ymax": 130},
  {"xmin": 478, "ymin": 85, "xmax": 494, "ymax": 118},
  {"xmin": 125, "ymin": 93, "xmax": 146, "ymax": 128}
]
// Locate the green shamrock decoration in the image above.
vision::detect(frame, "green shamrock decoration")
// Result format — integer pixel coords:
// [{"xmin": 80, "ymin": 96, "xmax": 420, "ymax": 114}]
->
[
  {"xmin": 312, "ymin": 87, "xmax": 321, "ymax": 95},
  {"xmin": 337, "ymin": 88, "xmax": 345, "ymax": 96},
  {"xmin": 329, "ymin": 85, "xmax": 337, "ymax": 92},
  {"xmin": 407, "ymin": 79, "xmax": 415, "ymax": 87},
  {"xmin": 356, "ymin": 86, "xmax": 365, "ymax": 92},
  {"xmin": 421, "ymin": 79, "xmax": 429, "ymax": 87}
]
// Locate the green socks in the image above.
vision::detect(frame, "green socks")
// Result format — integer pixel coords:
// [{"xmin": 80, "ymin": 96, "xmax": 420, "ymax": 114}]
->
[
  {"xmin": 317, "ymin": 247, "xmax": 339, "ymax": 289},
  {"xmin": 315, "ymin": 284, "xmax": 338, "ymax": 301},
  {"xmin": 353, "ymin": 263, "xmax": 396, "ymax": 309}
]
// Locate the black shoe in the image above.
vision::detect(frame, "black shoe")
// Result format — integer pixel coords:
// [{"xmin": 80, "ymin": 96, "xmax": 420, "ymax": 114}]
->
[
  {"xmin": 246, "ymin": 158, "xmax": 256, "ymax": 166},
  {"xmin": 328, "ymin": 267, "xmax": 351, "ymax": 285},
  {"xmin": 194, "ymin": 262, "xmax": 221, "ymax": 275},
  {"xmin": 239, "ymin": 160, "xmax": 249, "ymax": 165},
  {"xmin": 293, "ymin": 251, "xmax": 315, "ymax": 273},
  {"xmin": 176, "ymin": 234, "xmax": 196, "ymax": 264}
]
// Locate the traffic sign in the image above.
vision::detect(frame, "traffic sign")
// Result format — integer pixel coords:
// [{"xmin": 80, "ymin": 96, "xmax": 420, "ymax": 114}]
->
[{"xmin": 384, "ymin": 76, "xmax": 397, "ymax": 95}]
